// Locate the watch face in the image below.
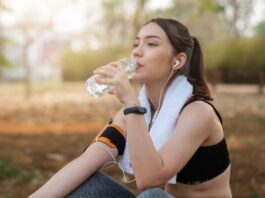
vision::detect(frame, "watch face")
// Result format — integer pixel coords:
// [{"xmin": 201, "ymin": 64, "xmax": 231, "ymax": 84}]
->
[{"xmin": 138, "ymin": 107, "xmax": 147, "ymax": 114}]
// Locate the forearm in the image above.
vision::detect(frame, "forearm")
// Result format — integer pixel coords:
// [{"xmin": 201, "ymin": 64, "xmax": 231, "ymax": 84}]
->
[
  {"xmin": 29, "ymin": 142, "xmax": 117, "ymax": 198},
  {"xmin": 125, "ymin": 114, "xmax": 164, "ymax": 186}
]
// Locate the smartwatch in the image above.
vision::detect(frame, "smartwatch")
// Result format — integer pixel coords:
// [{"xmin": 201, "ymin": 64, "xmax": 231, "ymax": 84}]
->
[{"xmin": 124, "ymin": 106, "xmax": 147, "ymax": 115}]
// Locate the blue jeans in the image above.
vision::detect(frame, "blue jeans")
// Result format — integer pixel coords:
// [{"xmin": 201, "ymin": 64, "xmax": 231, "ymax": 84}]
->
[{"xmin": 66, "ymin": 172, "xmax": 174, "ymax": 198}]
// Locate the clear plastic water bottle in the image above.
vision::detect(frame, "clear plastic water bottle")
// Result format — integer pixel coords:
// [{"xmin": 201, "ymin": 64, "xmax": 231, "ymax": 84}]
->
[{"xmin": 85, "ymin": 58, "xmax": 137, "ymax": 97}]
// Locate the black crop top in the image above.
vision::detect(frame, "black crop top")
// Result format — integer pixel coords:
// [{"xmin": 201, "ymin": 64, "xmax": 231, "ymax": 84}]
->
[{"xmin": 176, "ymin": 99, "xmax": 230, "ymax": 185}]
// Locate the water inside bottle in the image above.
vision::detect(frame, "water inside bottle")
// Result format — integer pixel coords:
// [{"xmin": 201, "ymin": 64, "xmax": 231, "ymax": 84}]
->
[
  {"xmin": 120, "ymin": 58, "xmax": 136, "ymax": 79},
  {"xmin": 86, "ymin": 76, "xmax": 111, "ymax": 97}
]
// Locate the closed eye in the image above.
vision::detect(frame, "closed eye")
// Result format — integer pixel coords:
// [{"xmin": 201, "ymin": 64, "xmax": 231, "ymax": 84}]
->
[
  {"xmin": 147, "ymin": 43, "xmax": 158, "ymax": 47},
  {"xmin": 133, "ymin": 43, "xmax": 139, "ymax": 48}
]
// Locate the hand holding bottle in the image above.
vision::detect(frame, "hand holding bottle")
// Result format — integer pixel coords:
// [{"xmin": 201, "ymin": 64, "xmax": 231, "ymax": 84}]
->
[
  {"xmin": 91, "ymin": 59, "xmax": 139, "ymax": 105},
  {"xmin": 86, "ymin": 58, "xmax": 136, "ymax": 98}
]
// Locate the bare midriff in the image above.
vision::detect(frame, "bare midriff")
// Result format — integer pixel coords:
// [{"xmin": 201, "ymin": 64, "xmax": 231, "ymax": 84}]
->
[{"xmin": 165, "ymin": 165, "xmax": 232, "ymax": 198}]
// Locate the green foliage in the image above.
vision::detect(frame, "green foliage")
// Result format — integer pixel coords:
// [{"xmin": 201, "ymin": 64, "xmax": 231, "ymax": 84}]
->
[
  {"xmin": 0, "ymin": 157, "xmax": 37, "ymax": 183},
  {"xmin": 0, "ymin": 52, "xmax": 11, "ymax": 67},
  {"xmin": 205, "ymin": 37, "xmax": 265, "ymax": 83},
  {"xmin": 198, "ymin": 0, "xmax": 224, "ymax": 15},
  {"xmin": 0, "ymin": 158, "xmax": 20, "ymax": 178},
  {"xmin": 0, "ymin": 38, "xmax": 15, "ymax": 68},
  {"xmin": 250, "ymin": 192, "xmax": 263, "ymax": 198},
  {"xmin": 61, "ymin": 46, "xmax": 131, "ymax": 81},
  {"xmin": 61, "ymin": 36, "xmax": 265, "ymax": 83},
  {"xmin": 255, "ymin": 20, "xmax": 265, "ymax": 37}
]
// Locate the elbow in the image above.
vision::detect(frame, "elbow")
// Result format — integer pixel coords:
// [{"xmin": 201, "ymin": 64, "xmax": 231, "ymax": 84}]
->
[
  {"xmin": 134, "ymin": 161, "xmax": 168, "ymax": 190},
  {"xmin": 135, "ymin": 176, "xmax": 164, "ymax": 191},
  {"xmin": 136, "ymin": 179, "xmax": 148, "ymax": 191}
]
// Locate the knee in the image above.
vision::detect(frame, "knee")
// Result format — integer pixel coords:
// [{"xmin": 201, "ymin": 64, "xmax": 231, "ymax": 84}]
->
[
  {"xmin": 137, "ymin": 188, "xmax": 173, "ymax": 198},
  {"xmin": 67, "ymin": 172, "xmax": 104, "ymax": 197}
]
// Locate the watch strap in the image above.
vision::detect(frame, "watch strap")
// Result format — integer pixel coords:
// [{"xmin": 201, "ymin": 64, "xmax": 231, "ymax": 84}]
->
[{"xmin": 124, "ymin": 106, "xmax": 147, "ymax": 115}]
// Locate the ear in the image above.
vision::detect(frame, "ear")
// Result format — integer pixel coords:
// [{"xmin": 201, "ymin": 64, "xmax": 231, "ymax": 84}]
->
[{"xmin": 172, "ymin": 53, "xmax": 187, "ymax": 70}]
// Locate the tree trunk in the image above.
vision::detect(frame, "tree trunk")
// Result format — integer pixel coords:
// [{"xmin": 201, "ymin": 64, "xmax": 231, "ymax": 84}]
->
[
  {"xmin": 258, "ymin": 72, "xmax": 264, "ymax": 94},
  {"xmin": 133, "ymin": 0, "xmax": 147, "ymax": 39},
  {"xmin": 23, "ymin": 40, "xmax": 31, "ymax": 98}
]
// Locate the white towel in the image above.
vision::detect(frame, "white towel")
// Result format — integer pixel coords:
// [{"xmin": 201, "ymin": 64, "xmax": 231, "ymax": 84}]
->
[{"xmin": 118, "ymin": 75, "xmax": 193, "ymax": 184}]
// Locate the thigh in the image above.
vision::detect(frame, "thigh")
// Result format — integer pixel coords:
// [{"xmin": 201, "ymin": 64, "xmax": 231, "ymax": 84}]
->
[
  {"xmin": 137, "ymin": 188, "xmax": 174, "ymax": 198},
  {"xmin": 67, "ymin": 172, "xmax": 135, "ymax": 198}
]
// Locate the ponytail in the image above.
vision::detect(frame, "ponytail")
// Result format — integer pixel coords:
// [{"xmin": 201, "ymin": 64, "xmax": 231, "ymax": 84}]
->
[{"xmin": 188, "ymin": 37, "xmax": 212, "ymax": 101}]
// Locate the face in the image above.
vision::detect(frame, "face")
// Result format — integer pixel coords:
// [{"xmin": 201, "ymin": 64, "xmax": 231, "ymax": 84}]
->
[{"xmin": 130, "ymin": 22, "xmax": 176, "ymax": 84}]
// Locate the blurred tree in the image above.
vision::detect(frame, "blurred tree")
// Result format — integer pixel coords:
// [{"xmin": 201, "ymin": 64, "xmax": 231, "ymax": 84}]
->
[
  {"xmin": 61, "ymin": 0, "xmax": 151, "ymax": 81},
  {"xmin": 98, "ymin": 0, "xmax": 149, "ymax": 47},
  {"xmin": 152, "ymin": 0, "xmax": 256, "ymax": 39},
  {"xmin": 132, "ymin": 0, "xmax": 149, "ymax": 39},
  {"xmin": 214, "ymin": 0, "xmax": 255, "ymax": 38},
  {"xmin": 14, "ymin": 10, "xmax": 52, "ymax": 98},
  {"xmin": 0, "ymin": 0, "xmax": 10, "ymax": 67},
  {"xmin": 12, "ymin": 0, "xmax": 80, "ymax": 98},
  {"xmin": 0, "ymin": 1, "xmax": 13, "ymax": 81},
  {"xmin": 99, "ymin": 0, "xmax": 131, "ymax": 46},
  {"xmin": 149, "ymin": 0, "xmax": 226, "ymax": 42},
  {"xmin": 254, "ymin": 20, "xmax": 265, "ymax": 93}
]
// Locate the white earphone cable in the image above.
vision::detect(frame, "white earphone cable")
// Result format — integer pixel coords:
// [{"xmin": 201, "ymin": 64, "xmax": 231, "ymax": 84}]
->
[
  {"xmin": 150, "ymin": 66, "xmax": 176, "ymax": 128},
  {"xmin": 96, "ymin": 141, "xmax": 136, "ymax": 183}
]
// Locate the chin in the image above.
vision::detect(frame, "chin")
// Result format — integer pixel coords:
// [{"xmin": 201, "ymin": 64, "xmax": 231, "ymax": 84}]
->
[{"xmin": 131, "ymin": 75, "xmax": 142, "ymax": 82}]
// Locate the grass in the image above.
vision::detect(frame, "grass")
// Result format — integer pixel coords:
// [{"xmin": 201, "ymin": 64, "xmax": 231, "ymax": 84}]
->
[{"xmin": 0, "ymin": 158, "xmax": 20, "ymax": 179}]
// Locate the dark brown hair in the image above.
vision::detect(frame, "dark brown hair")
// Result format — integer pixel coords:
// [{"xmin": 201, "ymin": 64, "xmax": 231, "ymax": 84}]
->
[{"xmin": 148, "ymin": 18, "xmax": 212, "ymax": 101}]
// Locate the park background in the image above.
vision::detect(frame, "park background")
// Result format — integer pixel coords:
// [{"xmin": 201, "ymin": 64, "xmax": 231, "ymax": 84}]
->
[{"xmin": 0, "ymin": 0, "xmax": 265, "ymax": 197}]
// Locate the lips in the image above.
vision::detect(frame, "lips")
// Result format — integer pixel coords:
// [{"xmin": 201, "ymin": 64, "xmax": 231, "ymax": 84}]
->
[{"xmin": 136, "ymin": 62, "xmax": 143, "ymax": 70}]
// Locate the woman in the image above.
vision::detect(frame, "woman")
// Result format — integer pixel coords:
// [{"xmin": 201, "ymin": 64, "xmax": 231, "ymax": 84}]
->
[{"xmin": 29, "ymin": 18, "xmax": 232, "ymax": 198}]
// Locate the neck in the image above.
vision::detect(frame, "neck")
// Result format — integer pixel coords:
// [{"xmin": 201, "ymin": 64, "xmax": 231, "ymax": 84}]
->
[
  {"xmin": 144, "ymin": 71, "xmax": 179, "ymax": 112},
  {"xmin": 145, "ymin": 80, "xmax": 169, "ymax": 111}
]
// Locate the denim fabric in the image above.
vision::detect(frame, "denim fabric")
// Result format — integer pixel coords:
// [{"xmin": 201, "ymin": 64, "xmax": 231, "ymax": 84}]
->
[
  {"xmin": 67, "ymin": 172, "xmax": 134, "ymax": 198},
  {"xmin": 137, "ymin": 188, "xmax": 174, "ymax": 198},
  {"xmin": 67, "ymin": 172, "xmax": 173, "ymax": 198}
]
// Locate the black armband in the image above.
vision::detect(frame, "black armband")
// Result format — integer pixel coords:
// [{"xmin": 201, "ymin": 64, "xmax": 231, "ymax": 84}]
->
[{"xmin": 94, "ymin": 124, "xmax": 126, "ymax": 155}]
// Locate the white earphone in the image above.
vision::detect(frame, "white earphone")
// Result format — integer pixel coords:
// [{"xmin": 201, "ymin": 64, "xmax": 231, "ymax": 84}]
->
[{"xmin": 172, "ymin": 60, "xmax": 180, "ymax": 70}]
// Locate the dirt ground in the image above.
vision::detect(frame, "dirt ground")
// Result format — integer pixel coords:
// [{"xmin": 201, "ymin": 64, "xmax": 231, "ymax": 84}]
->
[{"xmin": 0, "ymin": 83, "xmax": 265, "ymax": 198}]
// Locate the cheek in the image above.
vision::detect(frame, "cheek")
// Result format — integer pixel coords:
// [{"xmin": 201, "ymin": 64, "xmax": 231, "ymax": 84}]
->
[
  {"xmin": 150, "ymin": 50, "xmax": 172, "ymax": 71},
  {"xmin": 137, "ymin": 62, "xmax": 171, "ymax": 82},
  {"xmin": 150, "ymin": 47, "xmax": 172, "ymax": 64}
]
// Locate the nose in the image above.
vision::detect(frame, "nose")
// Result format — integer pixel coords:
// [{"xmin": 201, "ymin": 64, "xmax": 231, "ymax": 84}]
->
[{"xmin": 131, "ymin": 44, "xmax": 143, "ymax": 59}]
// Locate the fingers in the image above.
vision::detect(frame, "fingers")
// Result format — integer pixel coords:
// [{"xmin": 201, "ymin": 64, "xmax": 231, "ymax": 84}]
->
[
  {"xmin": 94, "ymin": 63, "xmax": 117, "ymax": 78},
  {"xmin": 93, "ymin": 61, "xmax": 126, "ymax": 85},
  {"xmin": 95, "ymin": 75, "xmax": 116, "ymax": 85},
  {"xmin": 94, "ymin": 61, "xmax": 124, "ymax": 74}
]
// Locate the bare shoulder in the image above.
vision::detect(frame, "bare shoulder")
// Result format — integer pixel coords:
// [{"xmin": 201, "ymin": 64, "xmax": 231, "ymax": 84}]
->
[
  {"xmin": 177, "ymin": 101, "xmax": 216, "ymax": 136},
  {"xmin": 180, "ymin": 100, "xmax": 215, "ymax": 120}
]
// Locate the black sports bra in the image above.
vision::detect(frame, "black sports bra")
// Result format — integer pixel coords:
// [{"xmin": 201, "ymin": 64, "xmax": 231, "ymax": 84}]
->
[{"xmin": 176, "ymin": 99, "xmax": 230, "ymax": 185}]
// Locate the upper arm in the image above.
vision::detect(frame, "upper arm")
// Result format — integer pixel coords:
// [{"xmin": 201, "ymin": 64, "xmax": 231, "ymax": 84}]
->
[
  {"xmin": 89, "ymin": 107, "xmax": 127, "ymax": 159},
  {"xmin": 158, "ymin": 101, "xmax": 214, "ymax": 181}
]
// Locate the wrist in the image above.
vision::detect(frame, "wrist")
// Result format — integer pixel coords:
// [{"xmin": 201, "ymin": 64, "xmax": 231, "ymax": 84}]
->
[{"xmin": 124, "ymin": 98, "xmax": 141, "ymax": 108}]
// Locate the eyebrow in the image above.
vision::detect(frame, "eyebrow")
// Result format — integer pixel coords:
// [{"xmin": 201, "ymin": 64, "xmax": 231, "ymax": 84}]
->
[{"xmin": 135, "ymin": 35, "xmax": 161, "ymax": 40}]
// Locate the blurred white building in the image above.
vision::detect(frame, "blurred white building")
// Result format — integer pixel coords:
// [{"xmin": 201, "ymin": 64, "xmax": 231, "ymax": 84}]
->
[{"xmin": 1, "ymin": 30, "xmax": 72, "ymax": 82}]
